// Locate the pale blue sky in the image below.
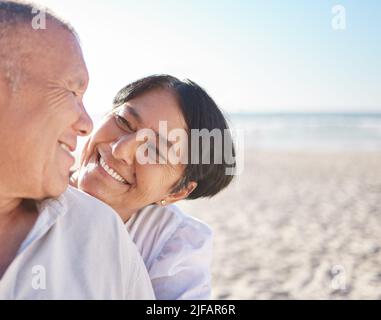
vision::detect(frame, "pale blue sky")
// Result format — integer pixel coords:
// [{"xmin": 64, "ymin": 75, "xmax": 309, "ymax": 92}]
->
[{"xmin": 36, "ymin": 0, "xmax": 380, "ymax": 117}]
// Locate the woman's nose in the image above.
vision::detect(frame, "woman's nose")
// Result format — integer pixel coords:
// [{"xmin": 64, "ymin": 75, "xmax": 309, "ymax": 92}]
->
[{"xmin": 110, "ymin": 134, "xmax": 138, "ymax": 166}]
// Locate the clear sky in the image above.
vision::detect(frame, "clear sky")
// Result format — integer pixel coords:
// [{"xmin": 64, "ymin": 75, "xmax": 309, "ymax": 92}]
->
[{"xmin": 36, "ymin": 0, "xmax": 380, "ymax": 117}]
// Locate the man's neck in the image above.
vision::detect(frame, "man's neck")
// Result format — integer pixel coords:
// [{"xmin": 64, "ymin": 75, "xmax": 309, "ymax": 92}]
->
[
  {"xmin": 0, "ymin": 197, "xmax": 38, "ymax": 279},
  {"xmin": 0, "ymin": 197, "xmax": 37, "ymax": 226},
  {"xmin": 0, "ymin": 197, "xmax": 23, "ymax": 225}
]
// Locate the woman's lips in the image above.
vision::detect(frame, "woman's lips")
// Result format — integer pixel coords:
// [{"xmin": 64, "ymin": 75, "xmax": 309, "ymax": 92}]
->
[
  {"xmin": 95, "ymin": 152, "xmax": 132, "ymax": 186},
  {"xmin": 99, "ymin": 155, "xmax": 128, "ymax": 184}
]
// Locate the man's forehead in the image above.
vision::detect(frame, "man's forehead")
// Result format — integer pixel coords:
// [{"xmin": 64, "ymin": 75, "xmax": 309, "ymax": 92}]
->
[
  {"xmin": 22, "ymin": 25, "xmax": 87, "ymax": 82},
  {"xmin": 0, "ymin": 12, "xmax": 87, "ymax": 95}
]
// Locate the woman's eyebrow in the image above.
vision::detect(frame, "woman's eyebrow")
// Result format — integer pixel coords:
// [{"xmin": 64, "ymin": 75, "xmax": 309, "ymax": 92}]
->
[
  {"xmin": 126, "ymin": 106, "xmax": 143, "ymax": 124},
  {"xmin": 126, "ymin": 105, "xmax": 174, "ymax": 149}
]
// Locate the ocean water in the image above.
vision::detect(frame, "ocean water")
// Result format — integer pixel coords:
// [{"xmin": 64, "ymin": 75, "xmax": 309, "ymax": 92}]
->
[
  {"xmin": 76, "ymin": 112, "xmax": 381, "ymax": 160},
  {"xmin": 227, "ymin": 113, "xmax": 381, "ymax": 151}
]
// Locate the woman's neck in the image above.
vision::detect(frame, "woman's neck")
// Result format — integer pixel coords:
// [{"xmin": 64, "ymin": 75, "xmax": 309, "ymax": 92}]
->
[
  {"xmin": 109, "ymin": 205, "xmax": 138, "ymax": 223},
  {"xmin": 120, "ymin": 210, "xmax": 138, "ymax": 224}
]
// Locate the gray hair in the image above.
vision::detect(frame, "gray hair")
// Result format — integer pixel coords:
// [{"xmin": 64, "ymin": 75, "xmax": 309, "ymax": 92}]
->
[{"xmin": 0, "ymin": 0, "xmax": 78, "ymax": 91}]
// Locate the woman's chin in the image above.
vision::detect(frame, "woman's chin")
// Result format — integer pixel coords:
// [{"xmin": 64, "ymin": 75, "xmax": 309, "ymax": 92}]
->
[
  {"xmin": 78, "ymin": 174, "xmax": 98, "ymax": 195},
  {"xmin": 78, "ymin": 180, "xmax": 104, "ymax": 202}
]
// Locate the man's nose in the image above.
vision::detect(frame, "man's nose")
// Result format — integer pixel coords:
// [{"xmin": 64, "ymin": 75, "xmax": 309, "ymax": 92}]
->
[
  {"xmin": 74, "ymin": 103, "xmax": 93, "ymax": 136},
  {"xmin": 110, "ymin": 134, "xmax": 138, "ymax": 166}
]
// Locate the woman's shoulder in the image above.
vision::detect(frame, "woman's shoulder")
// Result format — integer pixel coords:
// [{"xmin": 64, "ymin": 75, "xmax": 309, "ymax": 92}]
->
[
  {"xmin": 126, "ymin": 204, "xmax": 213, "ymax": 270},
  {"xmin": 166, "ymin": 205, "xmax": 213, "ymax": 246},
  {"xmin": 135, "ymin": 204, "xmax": 212, "ymax": 242}
]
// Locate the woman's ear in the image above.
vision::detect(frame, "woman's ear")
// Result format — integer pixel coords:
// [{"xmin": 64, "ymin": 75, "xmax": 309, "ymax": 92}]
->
[{"xmin": 158, "ymin": 181, "xmax": 198, "ymax": 206}]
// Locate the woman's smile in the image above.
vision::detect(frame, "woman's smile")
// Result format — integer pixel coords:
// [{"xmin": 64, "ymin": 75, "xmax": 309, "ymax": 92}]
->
[
  {"xmin": 84, "ymin": 147, "xmax": 135, "ymax": 190},
  {"xmin": 99, "ymin": 156, "xmax": 127, "ymax": 184}
]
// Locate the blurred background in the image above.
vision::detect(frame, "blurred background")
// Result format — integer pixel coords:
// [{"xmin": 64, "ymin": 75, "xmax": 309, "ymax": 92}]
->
[{"xmin": 38, "ymin": 0, "xmax": 381, "ymax": 299}]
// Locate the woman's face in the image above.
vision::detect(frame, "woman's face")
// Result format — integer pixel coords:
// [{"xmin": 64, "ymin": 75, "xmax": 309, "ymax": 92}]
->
[{"xmin": 78, "ymin": 88, "xmax": 189, "ymax": 218}]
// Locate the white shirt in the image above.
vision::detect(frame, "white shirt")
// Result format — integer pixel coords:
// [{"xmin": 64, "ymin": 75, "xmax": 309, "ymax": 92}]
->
[
  {"xmin": 125, "ymin": 204, "xmax": 213, "ymax": 300},
  {"xmin": 0, "ymin": 187, "xmax": 155, "ymax": 300}
]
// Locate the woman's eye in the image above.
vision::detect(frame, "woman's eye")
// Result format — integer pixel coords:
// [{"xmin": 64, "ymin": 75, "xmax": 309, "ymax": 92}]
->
[{"xmin": 115, "ymin": 115, "xmax": 135, "ymax": 132}]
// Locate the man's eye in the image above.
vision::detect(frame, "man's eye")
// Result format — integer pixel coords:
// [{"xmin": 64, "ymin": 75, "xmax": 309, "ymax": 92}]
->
[{"xmin": 115, "ymin": 115, "xmax": 135, "ymax": 132}]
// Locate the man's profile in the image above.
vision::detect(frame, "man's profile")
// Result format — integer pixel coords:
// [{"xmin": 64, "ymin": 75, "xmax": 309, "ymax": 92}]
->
[{"xmin": 0, "ymin": 0, "xmax": 154, "ymax": 299}]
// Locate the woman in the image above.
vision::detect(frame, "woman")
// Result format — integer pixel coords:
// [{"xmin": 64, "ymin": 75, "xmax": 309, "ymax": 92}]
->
[{"xmin": 71, "ymin": 75, "xmax": 236, "ymax": 299}]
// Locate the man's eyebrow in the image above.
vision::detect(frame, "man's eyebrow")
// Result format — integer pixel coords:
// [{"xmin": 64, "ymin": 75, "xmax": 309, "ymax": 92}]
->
[{"xmin": 126, "ymin": 105, "xmax": 173, "ymax": 149}]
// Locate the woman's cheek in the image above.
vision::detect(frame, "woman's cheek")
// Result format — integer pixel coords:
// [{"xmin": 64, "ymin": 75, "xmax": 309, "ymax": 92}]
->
[{"xmin": 136, "ymin": 164, "xmax": 165, "ymax": 189}]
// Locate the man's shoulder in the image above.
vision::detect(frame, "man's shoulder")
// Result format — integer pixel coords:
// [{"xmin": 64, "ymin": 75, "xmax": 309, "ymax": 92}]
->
[
  {"xmin": 58, "ymin": 187, "xmax": 141, "ymax": 263},
  {"xmin": 64, "ymin": 186, "xmax": 120, "ymax": 217},
  {"xmin": 14, "ymin": 187, "xmax": 154, "ymax": 299},
  {"xmin": 60, "ymin": 186, "xmax": 126, "ymax": 234}
]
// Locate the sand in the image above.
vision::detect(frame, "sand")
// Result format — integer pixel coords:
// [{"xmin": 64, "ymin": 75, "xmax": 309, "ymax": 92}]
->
[{"xmin": 177, "ymin": 149, "xmax": 381, "ymax": 299}]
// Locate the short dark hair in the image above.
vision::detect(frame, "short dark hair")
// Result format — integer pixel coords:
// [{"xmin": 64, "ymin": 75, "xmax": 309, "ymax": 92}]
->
[{"xmin": 113, "ymin": 74, "xmax": 236, "ymax": 200}]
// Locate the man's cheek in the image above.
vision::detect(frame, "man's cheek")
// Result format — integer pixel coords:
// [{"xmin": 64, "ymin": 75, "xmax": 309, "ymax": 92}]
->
[{"xmin": 45, "ymin": 91, "xmax": 75, "ymax": 118}]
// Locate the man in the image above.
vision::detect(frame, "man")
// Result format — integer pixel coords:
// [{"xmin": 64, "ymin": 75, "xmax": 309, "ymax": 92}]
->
[{"xmin": 0, "ymin": 1, "xmax": 155, "ymax": 299}]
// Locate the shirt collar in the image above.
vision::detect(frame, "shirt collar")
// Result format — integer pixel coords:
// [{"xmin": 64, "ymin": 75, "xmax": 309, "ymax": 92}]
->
[{"xmin": 16, "ymin": 189, "xmax": 69, "ymax": 255}]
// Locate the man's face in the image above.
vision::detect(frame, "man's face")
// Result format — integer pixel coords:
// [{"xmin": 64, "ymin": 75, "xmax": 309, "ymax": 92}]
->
[{"xmin": 0, "ymin": 24, "xmax": 93, "ymax": 199}]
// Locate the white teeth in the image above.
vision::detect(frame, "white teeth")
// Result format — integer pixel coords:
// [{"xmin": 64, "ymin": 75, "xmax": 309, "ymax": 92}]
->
[
  {"xmin": 99, "ymin": 156, "xmax": 127, "ymax": 184},
  {"xmin": 59, "ymin": 143, "xmax": 71, "ymax": 152}
]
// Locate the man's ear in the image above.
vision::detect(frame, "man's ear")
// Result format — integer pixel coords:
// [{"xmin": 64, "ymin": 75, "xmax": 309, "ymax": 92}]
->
[{"xmin": 158, "ymin": 181, "xmax": 198, "ymax": 206}]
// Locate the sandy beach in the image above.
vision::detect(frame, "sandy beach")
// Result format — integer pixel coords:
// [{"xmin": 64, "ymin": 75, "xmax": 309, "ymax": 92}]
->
[{"xmin": 177, "ymin": 149, "xmax": 381, "ymax": 299}]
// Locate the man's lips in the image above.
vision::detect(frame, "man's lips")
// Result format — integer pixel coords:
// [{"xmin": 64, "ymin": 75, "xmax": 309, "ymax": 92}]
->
[
  {"xmin": 58, "ymin": 141, "xmax": 75, "ymax": 167},
  {"xmin": 58, "ymin": 141, "xmax": 76, "ymax": 152}
]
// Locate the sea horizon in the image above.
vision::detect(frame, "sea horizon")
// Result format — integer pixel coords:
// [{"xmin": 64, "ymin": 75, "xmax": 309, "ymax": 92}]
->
[
  {"xmin": 227, "ymin": 111, "xmax": 381, "ymax": 152},
  {"xmin": 80, "ymin": 111, "xmax": 381, "ymax": 156}
]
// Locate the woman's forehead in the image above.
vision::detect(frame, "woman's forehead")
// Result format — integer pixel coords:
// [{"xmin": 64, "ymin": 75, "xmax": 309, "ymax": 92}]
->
[{"xmin": 123, "ymin": 89, "xmax": 187, "ymax": 131}]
